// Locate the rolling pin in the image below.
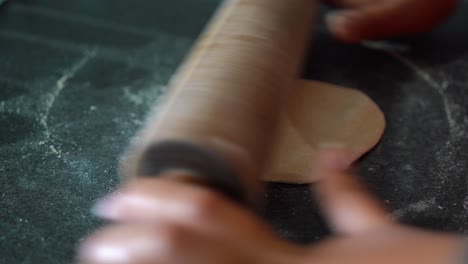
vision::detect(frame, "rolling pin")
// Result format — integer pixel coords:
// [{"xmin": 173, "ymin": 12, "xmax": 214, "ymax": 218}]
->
[{"xmin": 122, "ymin": 0, "xmax": 317, "ymax": 207}]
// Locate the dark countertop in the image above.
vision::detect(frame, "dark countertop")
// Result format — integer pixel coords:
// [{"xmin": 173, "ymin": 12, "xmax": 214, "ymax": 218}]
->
[{"xmin": 1, "ymin": 1, "xmax": 467, "ymax": 263}]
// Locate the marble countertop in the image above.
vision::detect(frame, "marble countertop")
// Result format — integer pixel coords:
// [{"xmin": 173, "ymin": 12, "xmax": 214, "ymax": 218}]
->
[{"xmin": 0, "ymin": 1, "xmax": 467, "ymax": 263}]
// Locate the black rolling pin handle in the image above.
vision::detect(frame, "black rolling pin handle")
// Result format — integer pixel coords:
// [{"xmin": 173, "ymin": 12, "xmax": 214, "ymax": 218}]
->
[{"xmin": 137, "ymin": 141, "xmax": 247, "ymax": 206}]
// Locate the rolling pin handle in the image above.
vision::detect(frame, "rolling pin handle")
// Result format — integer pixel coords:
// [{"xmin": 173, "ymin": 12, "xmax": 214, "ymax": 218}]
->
[{"xmin": 137, "ymin": 141, "xmax": 247, "ymax": 205}]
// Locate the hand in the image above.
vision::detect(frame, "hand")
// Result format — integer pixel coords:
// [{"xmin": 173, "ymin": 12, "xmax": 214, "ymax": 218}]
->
[
  {"xmin": 77, "ymin": 150, "xmax": 465, "ymax": 264},
  {"xmin": 323, "ymin": 0, "xmax": 458, "ymax": 42},
  {"xmin": 302, "ymin": 150, "xmax": 465, "ymax": 264},
  {"xmin": 77, "ymin": 174, "xmax": 305, "ymax": 264}
]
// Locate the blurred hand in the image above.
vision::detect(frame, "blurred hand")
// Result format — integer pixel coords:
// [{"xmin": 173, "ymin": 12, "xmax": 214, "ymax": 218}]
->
[
  {"xmin": 77, "ymin": 150, "xmax": 465, "ymax": 264},
  {"xmin": 77, "ymin": 174, "xmax": 304, "ymax": 264},
  {"xmin": 300, "ymin": 150, "xmax": 465, "ymax": 264},
  {"xmin": 324, "ymin": 0, "xmax": 458, "ymax": 42}
]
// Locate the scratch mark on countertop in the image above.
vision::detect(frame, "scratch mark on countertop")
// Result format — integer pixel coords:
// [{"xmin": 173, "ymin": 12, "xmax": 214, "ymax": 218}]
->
[
  {"xmin": 362, "ymin": 41, "xmax": 458, "ymax": 138},
  {"xmin": 388, "ymin": 53, "xmax": 456, "ymax": 136},
  {"xmin": 40, "ymin": 49, "xmax": 97, "ymax": 140},
  {"xmin": 362, "ymin": 41, "xmax": 468, "ymax": 190}
]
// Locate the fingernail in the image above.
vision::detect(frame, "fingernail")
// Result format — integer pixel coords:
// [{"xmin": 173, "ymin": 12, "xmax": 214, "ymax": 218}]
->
[
  {"xmin": 92, "ymin": 193, "xmax": 120, "ymax": 219},
  {"xmin": 77, "ymin": 236, "xmax": 130, "ymax": 264}
]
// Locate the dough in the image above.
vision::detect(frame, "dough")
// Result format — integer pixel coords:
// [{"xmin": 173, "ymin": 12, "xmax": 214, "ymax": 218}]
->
[{"xmin": 262, "ymin": 80, "xmax": 385, "ymax": 183}]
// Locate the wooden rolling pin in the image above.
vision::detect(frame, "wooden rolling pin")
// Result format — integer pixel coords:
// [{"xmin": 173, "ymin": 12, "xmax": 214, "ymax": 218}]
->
[{"xmin": 122, "ymin": 0, "xmax": 317, "ymax": 207}]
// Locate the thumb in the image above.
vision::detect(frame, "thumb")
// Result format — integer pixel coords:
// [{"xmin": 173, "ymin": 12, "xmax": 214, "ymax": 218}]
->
[
  {"xmin": 326, "ymin": 0, "xmax": 457, "ymax": 43},
  {"xmin": 312, "ymin": 149, "xmax": 394, "ymax": 235}
]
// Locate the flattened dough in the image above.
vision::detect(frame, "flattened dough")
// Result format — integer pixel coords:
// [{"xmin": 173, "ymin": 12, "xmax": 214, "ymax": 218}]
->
[{"xmin": 262, "ymin": 80, "xmax": 385, "ymax": 183}]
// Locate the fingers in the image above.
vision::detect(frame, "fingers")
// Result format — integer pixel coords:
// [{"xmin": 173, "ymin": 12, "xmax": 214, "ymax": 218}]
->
[
  {"xmin": 312, "ymin": 149, "xmax": 394, "ymax": 235},
  {"xmin": 78, "ymin": 223, "xmax": 213, "ymax": 264},
  {"xmin": 78, "ymin": 175, "xmax": 301, "ymax": 264},
  {"xmin": 78, "ymin": 176, "xmax": 257, "ymax": 264},
  {"xmin": 78, "ymin": 223, "xmax": 305, "ymax": 264},
  {"xmin": 93, "ymin": 176, "xmax": 227, "ymax": 222},
  {"xmin": 79, "ymin": 224, "xmax": 162, "ymax": 264},
  {"xmin": 92, "ymin": 174, "xmax": 267, "ymax": 235},
  {"xmin": 326, "ymin": 0, "xmax": 458, "ymax": 43}
]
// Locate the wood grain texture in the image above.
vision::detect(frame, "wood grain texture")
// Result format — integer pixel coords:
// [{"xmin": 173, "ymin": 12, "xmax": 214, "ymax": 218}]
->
[{"xmin": 123, "ymin": 0, "xmax": 317, "ymax": 202}]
